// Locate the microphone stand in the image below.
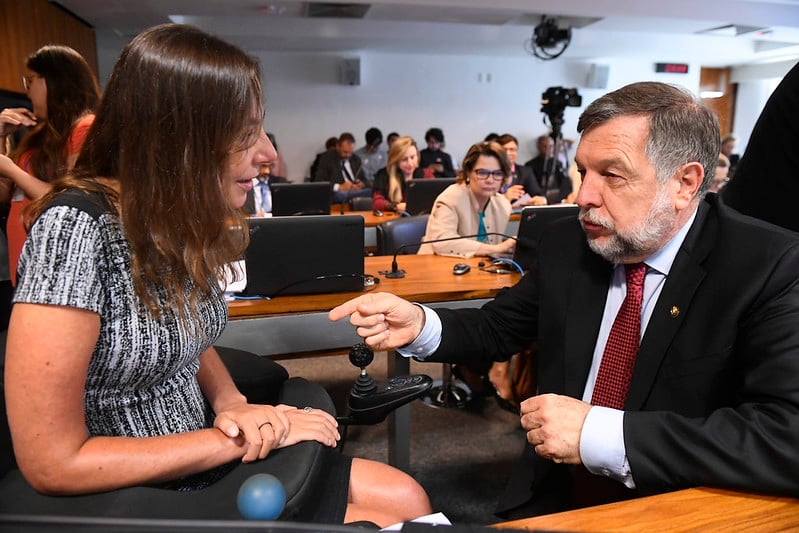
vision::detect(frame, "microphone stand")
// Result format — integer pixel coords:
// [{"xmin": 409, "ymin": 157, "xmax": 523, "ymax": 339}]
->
[{"xmin": 380, "ymin": 232, "xmax": 516, "ymax": 279}]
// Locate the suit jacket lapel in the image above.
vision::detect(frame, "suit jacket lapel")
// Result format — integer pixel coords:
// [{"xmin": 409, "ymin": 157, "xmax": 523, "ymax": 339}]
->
[
  {"xmin": 564, "ymin": 245, "xmax": 613, "ymax": 398},
  {"xmin": 626, "ymin": 201, "xmax": 715, "ymax": 409}
]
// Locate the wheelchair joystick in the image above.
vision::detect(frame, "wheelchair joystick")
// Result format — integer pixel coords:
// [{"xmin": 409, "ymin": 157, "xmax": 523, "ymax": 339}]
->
[
  {"xmin": 338, "ymin": 343, "xmax": 433, "ymax": 425},
  {"xmin": 349, "ymin": 343, "xmax": 377, "ymax": 396}
]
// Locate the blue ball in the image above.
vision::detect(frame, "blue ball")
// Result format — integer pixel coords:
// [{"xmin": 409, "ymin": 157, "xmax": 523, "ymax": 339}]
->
[{"xmin": 237, "ymin": 473, "xmax": 286, "ymax": 520}]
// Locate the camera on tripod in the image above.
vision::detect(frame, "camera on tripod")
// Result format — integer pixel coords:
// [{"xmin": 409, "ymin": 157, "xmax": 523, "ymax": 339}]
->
[{"xmin": 540, "ymin": 86, "xmax": 582, "ymax": 117}]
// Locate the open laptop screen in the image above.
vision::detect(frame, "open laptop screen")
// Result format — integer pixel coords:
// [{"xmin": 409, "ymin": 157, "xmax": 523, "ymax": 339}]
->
[
  {"xmin": 404, "ymin": 178, "xmax": 457, "ymax": 215},
  {"xmin": 244, "ymin": 215, "xmax": 364, "ymax": 297},
  {"xmin": 270, "ymin": 182, "xmax": 331, "ymax": 216}
]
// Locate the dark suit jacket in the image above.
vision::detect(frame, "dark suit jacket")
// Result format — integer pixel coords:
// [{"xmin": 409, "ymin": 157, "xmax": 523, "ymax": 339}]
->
[
  {"xmin": 242, "ymin": 176, "xmax": 288, "ymax": 215},
  {"xmin": 430, "ymin": 195, "xmax": 799, "ymax": 517},
  {"xmin": 722, "ymin": 61, "xmax": 799, "ymax": 232},
  {"xmin": 419, "ymin": 148, "xmax": 455, "ymax": 178},
  {"xmin": 525, "ymin": 155, "xmax": 572, "ymax": 203},
  {"xmin": 509, "ymin": 164, "xmax": 545, "ymax": 198},
  {"xmin": 311, "ymin": 150, "xmax": 367, "ymax": 187}
]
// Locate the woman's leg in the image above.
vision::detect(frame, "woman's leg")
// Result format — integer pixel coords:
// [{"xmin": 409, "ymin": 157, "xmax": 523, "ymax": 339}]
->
[{"xmin": 344, "ymin": 458, "xmax": 432, "ymax": 527}]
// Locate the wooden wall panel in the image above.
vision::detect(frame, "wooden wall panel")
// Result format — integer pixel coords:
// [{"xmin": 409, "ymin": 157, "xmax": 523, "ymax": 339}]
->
[
  {"xmin": 700, "ymin": 67, "xmax": 737, "ymax": 137},
  {"xmin": 0, "ymin": 0, "xmax": 97, "ymax": 95}
]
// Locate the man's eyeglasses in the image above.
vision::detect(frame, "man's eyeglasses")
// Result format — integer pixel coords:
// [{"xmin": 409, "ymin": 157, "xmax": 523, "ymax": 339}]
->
[
  {"xmin": 473, "ymin": 169, "xmax": 504, "ymax": 181},
  {"xmin": 22, "ymin": 74, "xmax": 39, "ymax": 92}
]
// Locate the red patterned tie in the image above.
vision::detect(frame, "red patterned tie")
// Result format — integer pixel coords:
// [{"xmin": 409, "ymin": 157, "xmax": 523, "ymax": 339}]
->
[{"xmin": 591, "ymin": 262, "xmax": 647, "ymax": 409}]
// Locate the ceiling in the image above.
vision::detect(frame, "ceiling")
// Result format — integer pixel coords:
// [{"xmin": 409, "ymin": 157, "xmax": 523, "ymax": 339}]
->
[{"xmin": 56, "ymin": 0, "xmax": 799, "ymax": 67}]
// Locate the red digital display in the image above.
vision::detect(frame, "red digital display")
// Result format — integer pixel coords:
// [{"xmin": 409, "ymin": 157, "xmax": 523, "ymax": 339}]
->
[{"xmin": 655, "ymin": 63, "xmax": 689, "ymax": 74}]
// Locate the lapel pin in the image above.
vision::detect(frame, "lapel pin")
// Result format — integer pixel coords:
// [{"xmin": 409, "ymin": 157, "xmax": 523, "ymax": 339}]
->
[{"xmin": 670, "ymin": 306, "xmax": 680, "ymax": 318}]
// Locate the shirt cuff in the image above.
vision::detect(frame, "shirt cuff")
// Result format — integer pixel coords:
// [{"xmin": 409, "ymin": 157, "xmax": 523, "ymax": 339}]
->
[
  {"xmin": 396, "ymin": 304, "xmax": 442, "ymax": 360},
  {"xmin": 579, "ymin": 406, "xmax": 636, "ymax": 489}
]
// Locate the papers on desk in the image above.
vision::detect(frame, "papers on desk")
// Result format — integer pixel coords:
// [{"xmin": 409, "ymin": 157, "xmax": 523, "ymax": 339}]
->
[
  {"xmin": 381, "ymin": 512, "xmax": 452, "ymax": 531},
  {"xmin": 219, "ymin": 259, "xmax": 247, "ymax": 300}
]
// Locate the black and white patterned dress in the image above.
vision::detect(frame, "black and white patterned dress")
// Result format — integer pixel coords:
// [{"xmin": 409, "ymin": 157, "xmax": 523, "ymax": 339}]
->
[
  {"xmin": 14, "ymin": 189, "xmax": 227, "ymax": 441},
  {"xmin": 11, "ymin": 189, "xmax": 351, "ymax": 521}
]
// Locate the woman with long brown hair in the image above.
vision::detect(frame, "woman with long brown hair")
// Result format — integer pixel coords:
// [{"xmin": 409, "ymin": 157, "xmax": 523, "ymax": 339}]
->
[
  {"xmin": 0, "ymin": 44, "xmax": 100, "ymax": 284},
  {"xmin": 3, "ymin": 24, "xmax": 429, "ymax": 525}
]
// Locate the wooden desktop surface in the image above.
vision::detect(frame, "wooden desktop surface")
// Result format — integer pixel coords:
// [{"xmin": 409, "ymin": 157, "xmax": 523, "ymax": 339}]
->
[
  {"xmin": 333, "ymin": 209, "xmax": 521, "ymax": 227},
  {"xmin": 493, "ymin": 487, "xmax": 799, "ymax": 532},
  {"xmin": 228, "ymin": 254, "xmax": 520, "ymax": 319}
]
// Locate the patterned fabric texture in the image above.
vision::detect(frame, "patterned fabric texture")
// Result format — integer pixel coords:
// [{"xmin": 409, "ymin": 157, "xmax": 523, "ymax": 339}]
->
[
  {"xmin": 591, "ymin": 262, "xmax": 647, "ymax": 409},
  {"xmin": 13, "ymin": 190, "xmax": 227, "ymax": 441}
]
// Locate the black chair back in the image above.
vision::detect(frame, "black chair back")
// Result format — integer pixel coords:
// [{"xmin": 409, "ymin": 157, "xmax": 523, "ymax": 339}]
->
[
  {"xmin": 349, "ymin": 196, "xmax": 373, "ymax": 211},
  {"xmin": 376, "ymin": 215, "xmax": 429, "ymax": 255}
]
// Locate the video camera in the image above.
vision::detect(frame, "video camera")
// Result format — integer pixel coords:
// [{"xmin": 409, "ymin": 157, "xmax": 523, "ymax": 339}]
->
[{"xmin": 540, "ymin": 86, "xmax": 582, "ymax": 117}]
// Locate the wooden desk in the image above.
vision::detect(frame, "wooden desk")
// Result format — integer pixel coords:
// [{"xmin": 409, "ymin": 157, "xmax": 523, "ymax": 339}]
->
[
  {"xmin": 332, "ymin": 210, "xmax": 519, "ymax": 249},
  {"xmin": 220, "ymin": 254, "xmax": 521, "ymax": 470},
  {"xmin": 494, "ymin": 487, "xmax": 799, "ymax": 532}
]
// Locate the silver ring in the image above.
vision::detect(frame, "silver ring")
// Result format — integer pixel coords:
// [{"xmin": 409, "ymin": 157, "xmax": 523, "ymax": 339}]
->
[
  {"xmin": 303, "ymin": 406, "xmax": 313, "ymax": 413},
  {"xmin": 258, "ymin": 421, "xmax": 272, "ymax": 429}
]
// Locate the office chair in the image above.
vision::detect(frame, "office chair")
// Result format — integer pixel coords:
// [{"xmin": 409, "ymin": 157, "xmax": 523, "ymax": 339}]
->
[
  {"xmin": 375, "ymin": 214, "xmax": 429, "ymax": 256},
  {"xmin": 0, "ymin": 343, "xmax": 431, "ymax": 520},
  {"xmin": 349, "ymin": 196, "xmax": 373, "ymax": 211}
]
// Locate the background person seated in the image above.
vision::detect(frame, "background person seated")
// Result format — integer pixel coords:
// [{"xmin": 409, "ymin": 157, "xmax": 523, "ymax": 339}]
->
[
  {"xmin": 525, "ymin": 134, "xmax": 573, "ymax": 204},
  {"xmin": 243, "ymin": 162, "xmax": 287, "ymax": 216},
  {"xmin": 312, "ymin": 132, "xmax": 371, "ymax": 204},
  {"xmin": 709, "ymin": 153, "xmax": 730, "ymax": 193},
  {"xmin": 417, "ymin": 141, "xmax": 514, "ymax": 258},
  {"xmin": 372, "ymin": 136, "xmax": 425, "ymax": 213},
  {"xmin": 496, "ymin": 133, "xmax": 547, "ymax": 208},
  {"xmin": 354, "ymin": 127, "xmax": 387, "ymax": 186},
  {"xmin": 419, "ymin": 127, "xmax": 455, "ymax": 178}
]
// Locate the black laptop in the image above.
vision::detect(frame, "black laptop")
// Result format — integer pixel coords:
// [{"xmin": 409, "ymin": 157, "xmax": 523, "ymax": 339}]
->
[
  {"xmin": 270, "ymin": 182, "xmax": 331, "ymax": 216},
  {"xmin": 513, "ymin": 204, "xmax": 580, "ymax": 270},
  {"xmin": 243, "ymin": 215, "xmax": 364, "ymax": 297},
  {"xmin": 404, "ymin": 178, "xmax": 457, "ymax": 215}
]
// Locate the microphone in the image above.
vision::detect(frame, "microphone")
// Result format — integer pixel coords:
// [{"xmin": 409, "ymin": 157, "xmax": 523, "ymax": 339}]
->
[{"xmin": 380, "ymin": 232, "xmax": 516, "ymax": 279}]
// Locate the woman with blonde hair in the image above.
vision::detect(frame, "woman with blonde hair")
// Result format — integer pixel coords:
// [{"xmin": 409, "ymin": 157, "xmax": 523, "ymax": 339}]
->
[{"xmin": 372, "ymin": 135, "xmax": 425, "ymax": 212}]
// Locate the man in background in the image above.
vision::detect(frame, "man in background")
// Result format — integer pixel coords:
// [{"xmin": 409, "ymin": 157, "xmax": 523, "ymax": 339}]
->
[
  {"xmin": 419, "ymin": 127, "xmax": 455, "ymax": 178},
  {"xmin": 312, "ymin": 132, "xmax": 371, "ymax": 204},
  {"xmin": 354, "ymin": 127, "xmax": 386, "ymax": 186}
]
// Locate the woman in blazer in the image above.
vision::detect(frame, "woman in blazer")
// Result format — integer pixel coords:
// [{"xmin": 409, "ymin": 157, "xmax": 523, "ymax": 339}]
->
[{"xmin": 418, "ymin": 141, "xmax": 514, "ymax": 258}]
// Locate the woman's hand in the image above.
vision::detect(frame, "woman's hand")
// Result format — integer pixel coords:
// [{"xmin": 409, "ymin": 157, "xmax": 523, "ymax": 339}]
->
[
  {"xmin": 504, "ymin": 184, "xmax": 525, "ymax": 202},
  {"xmin": 273, "ymin": 405, "xmax": 340, "ymax": 449},
  {"xmin": 487, "ymin": 238, "xmax": 516, "ymax": 258},
  {"xmin": 0, "ymin": 107, "xmax": 37, "ymax": 138},
  {"xmin": 213, "ymin": 402, "xmax": 292, "ymax": 463}
]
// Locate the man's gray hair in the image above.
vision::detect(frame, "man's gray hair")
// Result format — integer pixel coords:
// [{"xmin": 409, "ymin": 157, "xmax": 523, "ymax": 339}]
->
[{"xmin": 577, "ymin": 82, "xmax": 720, "ymax": 197}]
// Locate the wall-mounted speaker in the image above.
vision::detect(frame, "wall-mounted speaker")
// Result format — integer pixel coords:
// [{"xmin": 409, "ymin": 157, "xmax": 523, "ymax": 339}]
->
[
  {"xmin": 586, "ymin": 63, "xmax": 610, "ymax": 89},
  {"xmin": 339, "ymin": 58, "xmax": 361, "ymax": 86}
]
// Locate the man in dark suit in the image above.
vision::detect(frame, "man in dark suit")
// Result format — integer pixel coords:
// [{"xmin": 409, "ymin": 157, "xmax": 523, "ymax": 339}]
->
[
  {"xmin": 242, "ymin": 163, "xmax": 287, "ymax": 216},
  {"xmin": 329, "ymin": 82, "xmax": 799, "ymax": 518},
  {"xmin": 497, "ymin": 133, "xmax": 547, "ymax": 208},
  {"xmin": 525, "ymin": 133, "xmax": 573, "ymax": 204},
  {"xmin": 311, "ymin": 131, "xmax": 371, "ymax": 204}
]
